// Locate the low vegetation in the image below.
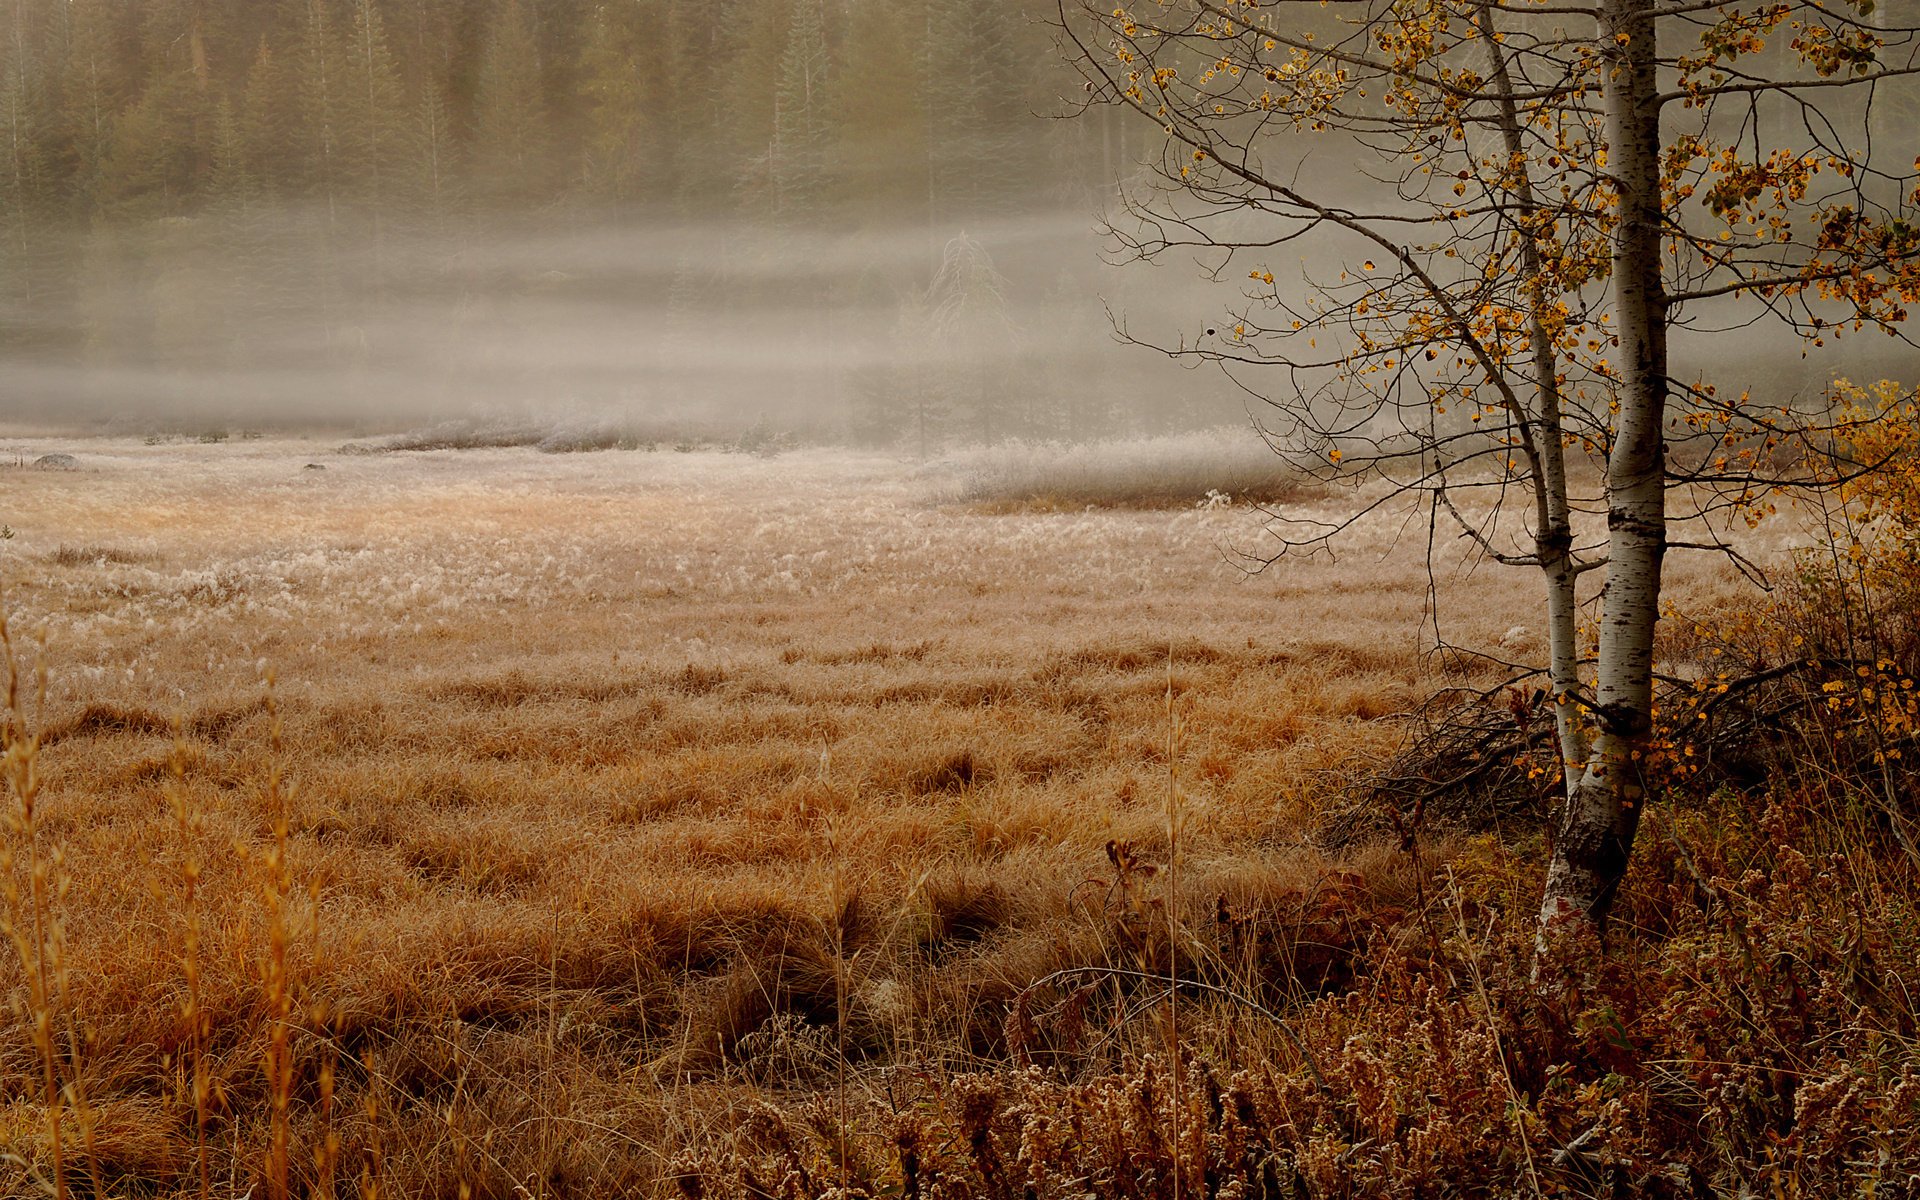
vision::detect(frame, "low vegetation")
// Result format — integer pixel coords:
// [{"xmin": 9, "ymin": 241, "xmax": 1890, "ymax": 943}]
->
[
  {"xmin": 336, "ymin": 415, "xmax": 786, "ymax": 457},
  {"xmin": 939, "ymin": 429, "xmax": 1322, "ymax": 511},
  {"xmin": 1, "ymin": 438, "xmax": 1913, "ymax": 1198}
]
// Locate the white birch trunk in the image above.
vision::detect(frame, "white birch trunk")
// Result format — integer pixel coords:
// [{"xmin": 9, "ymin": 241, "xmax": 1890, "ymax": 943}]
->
[
  {"xmin": 1538, "ymin": 0, "xmax": 1667, "ymax": 939},
  {"xmin": 1477, "ymin": 1, "xmax": 1592, "ymax": 794}
]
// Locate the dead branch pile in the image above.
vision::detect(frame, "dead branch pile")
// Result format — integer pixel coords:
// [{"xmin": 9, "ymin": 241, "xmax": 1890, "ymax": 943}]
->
[{"xmin": 1320, "ymin": 656, "xmax": 1888, "ymax": 850}]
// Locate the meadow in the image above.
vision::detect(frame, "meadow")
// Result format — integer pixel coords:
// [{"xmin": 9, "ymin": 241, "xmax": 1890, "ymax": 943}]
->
[{"xmin": 2, "ymin": 433, "xmax": 1898, "ymax": 1199}]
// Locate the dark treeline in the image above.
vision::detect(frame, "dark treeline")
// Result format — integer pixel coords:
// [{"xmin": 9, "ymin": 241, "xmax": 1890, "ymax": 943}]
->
[
  {"xmin": 0, "ymin": 0, "xmax": 1111, "ymax": 230},
  {"xmin": 0, "ymin": 0, "xmax": 1205, "ymax": 439}
]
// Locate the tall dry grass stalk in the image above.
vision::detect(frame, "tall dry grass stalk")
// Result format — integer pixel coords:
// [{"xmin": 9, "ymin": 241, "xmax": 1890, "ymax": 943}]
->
[
  {"xmin": 0, "ymin": 615, "xmax": 106, "ymax": 1200},
  {"xmin": 1, "ymin": 612, "xmax": 68, "ymax": 1200},
  {"xmin": 167, "ymin": 730, "xmax": 214, "ymax": 1200},
  {"xmin": 826, "ymin": 812, "xmax": 851, "ymax": 1191},
  {"xmin": 312, "ymin": 878, "xmax": 339, "ymax": 1200},
  {"xmin": 1162, "ymin": 646, "xmax": 1188, "ymax": 1200},
  {"xmin": 260, "ymin": 679, "xmax": 295, "ymax": 1200},
  {"xmin": 541, "ymin": 902, "xmax": 561, "ymax": 1200},
  {"xmin": 449, "ymin": 1023, "xmax": 474, "ymax": 1200},
  {"xmin": 360, "ymin": 1048, "xmax": 385, "ymax": 1200}
]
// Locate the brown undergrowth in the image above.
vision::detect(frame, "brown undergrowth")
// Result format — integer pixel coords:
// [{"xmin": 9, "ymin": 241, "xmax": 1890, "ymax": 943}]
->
[
  {"xmin": 3, "ymin": 439, "xmax": 1890, "ymax": 1198},
  {"xmin": 670, "ymin": 582, "xmax": 1920, "ymax": 1199}
]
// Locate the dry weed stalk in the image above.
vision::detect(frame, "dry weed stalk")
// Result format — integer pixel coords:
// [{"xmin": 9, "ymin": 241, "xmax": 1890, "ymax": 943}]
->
[
  {"xmin": 1162, "ymin": 646, "xmax": 1186, "ymax": 1200},
  {"xmin": 825, "ymin": 812, "xmax": 851, "ymax": 1191},
  {"xmin": 312, "ymin": 879, "xmax": 339, "ymax": 1200},
  {"xmin": 360, "ymin": 1048, "xmax": 385, "ymax": 1200},
  {"xmin": 448, "ymin": 1018, "xmax": 475, "ymax": 1200},
  {"xmin": 1445, "ymin": 867, "xmax": 1546, "ymax": 1200},
  {"xmin": 1, "ymin": 613, "xmax": 68, "ymax": 1200},
  {"xmin": 167, "ymin": 729, "xmax": 214, "ymax": 1200},
  {"xmin": 259, "ymin": 678, "xmax": 296, "ymax": 1200},
  {"xmin": 540, "ymin": 902, "xmax": 562, "ymax": 1200}
]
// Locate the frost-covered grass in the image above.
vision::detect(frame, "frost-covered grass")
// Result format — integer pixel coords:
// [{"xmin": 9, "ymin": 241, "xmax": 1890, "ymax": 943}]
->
[
  {"xmin": 0, "ymin": 435, "xmax": 1769, "ymax": 1197},
  {"xmin": 938, "ymin": 427, "xmax": 1321, "ymax": 510}
]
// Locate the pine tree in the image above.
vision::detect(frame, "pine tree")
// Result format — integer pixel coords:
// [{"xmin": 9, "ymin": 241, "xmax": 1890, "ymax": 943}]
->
[
  {"xmin": 206, "ymin": 94, "xmax": 255, "ymax": 209},
  {"xmin": 577, "ymin": 0, "xmax": 651, "ymax": 204},
  {"xmin": 411, "ymin": 73, "xmax": 458, "ymax": 217},
  {"xmin": 720, "ymin": 0, "xmax": 786, "ymax": 221},
  {"xmin": 891, "ymin": 288, "xmax": 950, "ymax": 459},
  {"xmin": 923, "ymin": 0, "xmax": 1031, "ymax": 221},
  {"xmin": 97, "ymin": 0, "xmax": 213, "ymax": 219},
  {"xmin": 659, "ymin": 0, "xmax": 729, "ymax": 217},
  {"xmin": 293, "ymin": 0, "xmax": 346, "ymax": 219},
  {"xmin": 57, "ymin": 0, "xmax": 125, "ymax": 215},
  {"xmin": 0, "ymin": 0, "xmax": 49, "ymax": 334},
  {"xmin": 241, "ymin": 37, "xmax": 302, "ymax": 196},
  {"xmin": 771, "ymin": 0, "xmax": 831, "ymax": 223},
  {"xmin": 471, "ymin": 0, "xmax": 548, "ymax": 205},
  {"xmin": 923, "ymin": 232, "xmax": 1014, "ymax": 443},
  {"xmin": 829, "ymin": 0, "xmax": 926, "ymax": 225},
  {"xmin": 340, "ymin": 0, "xmax": 408, "ymax": 222}
]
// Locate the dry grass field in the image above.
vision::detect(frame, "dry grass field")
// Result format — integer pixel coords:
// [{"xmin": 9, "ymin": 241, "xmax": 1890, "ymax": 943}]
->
[{"xmin": 0, "ymin": 435, "xmax": 1784, "ymax": 1197}]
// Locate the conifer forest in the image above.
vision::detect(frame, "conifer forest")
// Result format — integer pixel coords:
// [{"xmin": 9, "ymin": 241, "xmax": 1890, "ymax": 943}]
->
[{"xmin": 0, "ymin": 0, "xmax": 1194, "ymax": 436}]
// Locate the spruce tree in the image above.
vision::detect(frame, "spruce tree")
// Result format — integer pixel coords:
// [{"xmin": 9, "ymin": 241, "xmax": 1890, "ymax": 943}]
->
[
  {"xmin": 829, "ymin": 0, "xmax": 926, "ymax": 225},
  {"xmin": 720, "ymin": 0, "xmax": 786, "ymax": 221},
  {"xmin": 411, "ymin": 73, "xmax": 457, "ymax": 217},
  {"xmin": 293, "ymin": 0, "xmax": 346, "ymax": 220},
  {"xmin": 659, "ymin": 0, "xmax": 728, "ymax": 218},
  {"xmin": 340, "ymin": 0, "xmax": 408, "ymax": 223},
  {"xmin": 97, "ymin": 0, "xmax": 213, "ymax": 219},
  {"xmin": 470, "ymin": 0, "xmax": 547, "ymax": 205},
  {"xmin": 57, "ymin": 0, "xmax": 125, "ymax": 216},
  {"xmin": 923, "ymin": 0, "xmax": 1025, "ymax": 221},
  {"xmin": 577, "ymin": 0, "xmax": 651, "ymax": 204},
  {"xmin": 206, "ymin": 94, "xmax": 254, "ymax": 209},
  {"xmin": 923, "ymin": 232, "xmax": 1014, "ymax": 443},
  {"xmin": 771, "ymin": 0, "xmax": 830, "ymax": 223},
  {"xmin": 0, "ymin": 0, "xmax": 49, "ymax": 335},
  {"xmin": 241, "ymin": 37, "xmax": 302, "ymax": 197}
]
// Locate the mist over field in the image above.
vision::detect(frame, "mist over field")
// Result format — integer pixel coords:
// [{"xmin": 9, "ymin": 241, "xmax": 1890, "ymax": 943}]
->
[
  {"xmin": 0, "ymin": 0, "xmax": 1267, "ymax": 439},
  {"xmin": 0, "ymin": 0, "xmax": 1896, "ymax": 441},
  {"xmin": 0, "ymin": 209, "xmax": 1261, "ymax": 435}
]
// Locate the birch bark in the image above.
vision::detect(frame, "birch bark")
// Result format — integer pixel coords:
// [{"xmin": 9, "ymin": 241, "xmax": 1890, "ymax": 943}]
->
[
  {"xmin": 1476, "ymin": 0, "xmax": 1592, "ymax": 796},
  {"xmin": 1538, "ymin": 0, "xmax": 1668, "ymax": 937}
]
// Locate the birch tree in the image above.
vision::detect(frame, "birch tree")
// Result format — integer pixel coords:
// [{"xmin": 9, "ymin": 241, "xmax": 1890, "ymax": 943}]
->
[{"xmin": 1060, "ymin": 0, "xmax": 1920, "ymax": 948}]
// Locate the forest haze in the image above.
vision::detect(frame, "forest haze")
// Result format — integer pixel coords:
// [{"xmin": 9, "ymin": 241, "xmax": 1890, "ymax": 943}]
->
[
  {"xmin": 0, "ymin": 0, "xmax": 1236, "ymax": 435},
  {"xmin": 0, "ymin": 0, "xmax": 1903, "ymax": 436}
]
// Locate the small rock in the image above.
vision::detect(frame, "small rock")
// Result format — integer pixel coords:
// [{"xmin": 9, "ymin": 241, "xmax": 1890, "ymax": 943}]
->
[
  {"xmin": 304, "ymin": 463, "xmax": 328, "ymax": 471},
  {"xmin": 33, "ymin": 453, "xmax": 77, "ymax": 471}
]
